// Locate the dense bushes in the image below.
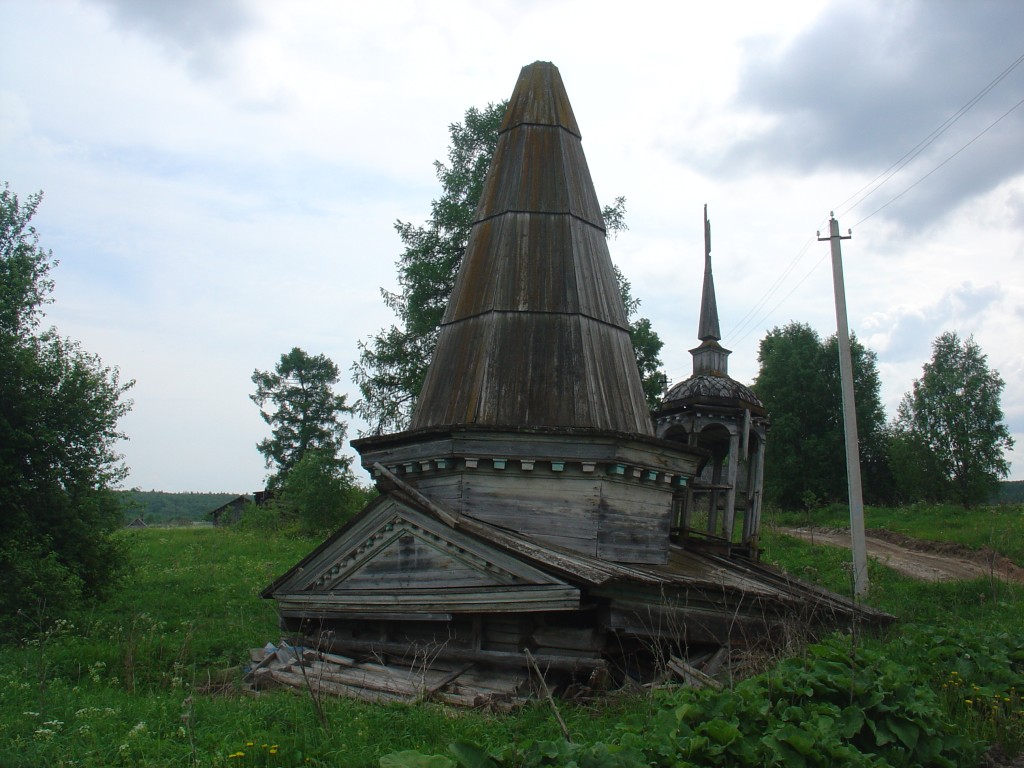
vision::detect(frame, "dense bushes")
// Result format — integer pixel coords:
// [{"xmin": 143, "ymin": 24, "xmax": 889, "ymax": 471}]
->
[
  {"xmin": 386, "ymin": 627, "xmax": 1024, "ymax": 768},
  {"xmin": 1, "ymin": 183, "xmax": 133, "ymax": 634}
]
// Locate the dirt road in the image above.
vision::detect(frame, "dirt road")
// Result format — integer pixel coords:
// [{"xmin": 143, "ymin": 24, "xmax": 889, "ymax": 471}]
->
[{"xmin": 777, "ymin": 527, "xmax": 1024, "ymax": 584}]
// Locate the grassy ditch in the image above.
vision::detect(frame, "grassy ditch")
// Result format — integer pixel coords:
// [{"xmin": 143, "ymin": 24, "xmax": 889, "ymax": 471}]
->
[{"xmin": 0, "ymin": 508, "xmax": 1021, "ymax": 767}]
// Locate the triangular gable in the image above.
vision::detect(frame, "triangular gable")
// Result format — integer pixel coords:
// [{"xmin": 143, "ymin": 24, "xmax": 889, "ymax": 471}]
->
[{"xmin": 268, "ymin": 496, "xmax": 580, "ymax": 617}]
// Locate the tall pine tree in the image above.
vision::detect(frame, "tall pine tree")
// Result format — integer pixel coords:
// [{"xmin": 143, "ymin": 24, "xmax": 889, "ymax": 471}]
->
[{"xmin": 251, "ymin": 347, "xmax": 352, "ymax": 490}]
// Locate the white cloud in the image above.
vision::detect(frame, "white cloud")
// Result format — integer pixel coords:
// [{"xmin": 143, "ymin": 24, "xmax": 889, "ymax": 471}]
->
[{"xmin": 2, "ymin": 0, "xmax": 1021, "ymax": 489}]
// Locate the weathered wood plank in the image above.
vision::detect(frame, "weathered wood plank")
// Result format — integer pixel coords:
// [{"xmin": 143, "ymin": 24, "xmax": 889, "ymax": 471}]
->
[
  {"xmin": 462, "ymin": 472, "xmax": 600, "ymax": 553},
  {"xmin": 268, "ymin": 669, "xmax": 409, "ymax": 704},
  {"xmin": 702, "ymin": 647, "xmax": 731, "ymax": 677},
  {"xmin": 424, "ymin": 663, "xmax": 475, "ymax": 696},
  {"xmin": 277, "ymin": 584, "xmax": 581, "ymax": 615},
  {"xmin": 324, "ymin": 637, "xmax": 607, "ymax": 671},
  {"xmin": 667, "ymin": 656, "xmax": 723, "ymax": 690},
  {"xmin": 532, "ymin": 626, "xmax": 603, "ymax": 651}
]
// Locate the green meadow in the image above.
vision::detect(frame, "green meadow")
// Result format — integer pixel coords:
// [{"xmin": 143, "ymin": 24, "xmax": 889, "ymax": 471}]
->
[{"xmin": 1, "ymin": 506, "xmax": 1021, "ymax": 767}]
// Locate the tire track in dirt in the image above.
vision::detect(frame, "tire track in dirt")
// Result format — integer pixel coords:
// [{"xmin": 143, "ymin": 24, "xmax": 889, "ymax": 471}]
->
[{"xmin": 777, "ymin": 527, "xmax": 1024, "ymax": 584}]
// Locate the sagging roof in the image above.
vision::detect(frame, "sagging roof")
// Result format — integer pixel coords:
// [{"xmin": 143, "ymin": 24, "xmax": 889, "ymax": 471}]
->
[
  {"xmin": 262, "ymin": 464, "xmax": 889, "ymax": 628},
  {"xmin": 410, "ymin": 61, "xmax": 653, "ymax": 436}
]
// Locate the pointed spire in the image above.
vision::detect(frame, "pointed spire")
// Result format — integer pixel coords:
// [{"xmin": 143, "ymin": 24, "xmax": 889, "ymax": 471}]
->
[
  {"xmin": 690, "ymin": 205, "xmax": 731, "ymax": 377},
  {"xmin": 411, "ymin": 62, "xmax": 653, "ymax": 435},
  {"xmin": 698, "ymin": 204, "xmax": 721, "ymax": 342}
]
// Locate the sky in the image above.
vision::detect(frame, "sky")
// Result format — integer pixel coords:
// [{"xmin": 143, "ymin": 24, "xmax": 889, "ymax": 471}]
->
[{"xmin": 1, "ymin": 0, "xmax": 1022, "ymax": 492}]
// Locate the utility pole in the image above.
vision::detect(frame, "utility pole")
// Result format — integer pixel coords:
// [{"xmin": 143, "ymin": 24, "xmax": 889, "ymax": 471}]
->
[{"xmin": 818, "ymin": 214, "xmax": 869, "ymax": 598}]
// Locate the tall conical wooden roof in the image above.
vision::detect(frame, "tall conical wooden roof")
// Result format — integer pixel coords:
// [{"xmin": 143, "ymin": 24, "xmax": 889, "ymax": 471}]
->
[{"xmin": 411, "ymin": 62, "xmax": 653, "ymax": 435}]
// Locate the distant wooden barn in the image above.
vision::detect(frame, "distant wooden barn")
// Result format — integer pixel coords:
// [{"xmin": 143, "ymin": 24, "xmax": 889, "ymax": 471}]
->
[
  {"xmin": 126, "ymin": 516, "xmax": 148, "ymax": 529},
  {"xmin": 262, "ymin": 61, "xmax": 888, "ymax": 701},
  {"xmin": 209, "ymin": 495, "xmax": 252, "ymax": 527}
]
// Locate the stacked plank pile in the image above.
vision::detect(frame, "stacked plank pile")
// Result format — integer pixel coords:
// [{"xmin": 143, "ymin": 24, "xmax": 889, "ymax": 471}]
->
[
  {"xmin": 245, "ymin": 642, "xmax": 529, "ymax": 709},
  {"xmin": 245, "ymin": 639, "xmax": 742, "ymax": 707}
]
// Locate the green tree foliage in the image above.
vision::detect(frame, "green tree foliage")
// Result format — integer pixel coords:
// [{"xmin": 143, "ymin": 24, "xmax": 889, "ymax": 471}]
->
[
  {"xmin": 753, "ymin": 321, "xmax": 888, "ymax": 509},
  {"xmin": 278, "ymin": 449, "xmax": 374, "ymax": 534},
  {"xmin": 894, "ymin": 331, "xmax": 1013, "ymax": 506},
  {"xmin": 1, "ymin": 183, "xmax": 134, "ymax": 630},
  {"xmin": 353, "ymin": 102, "xmax": 666, "ymax": 434},
  {"xmin": 998, "ymin": 480, "xmax": 1024, "ymax": 504},
  {"xmin": 887, "ymin": 427, "xmax": 948, "ymax": 504},
  {"xmin": 616, "ymin": 267, "xmax": 668, "ymax": 410},
  {"xmin": 821, "ymin": 333, "xmax": 894, "ymax": 504},
  {"xmin": 250, "ymin": 347, "xmax": 352, "ymax": 490}
]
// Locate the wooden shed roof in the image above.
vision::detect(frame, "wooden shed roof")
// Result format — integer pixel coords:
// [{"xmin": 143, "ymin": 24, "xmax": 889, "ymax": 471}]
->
[{"xmin": 410, "ymin": 61, "xmax": 653, "ymax": 436}]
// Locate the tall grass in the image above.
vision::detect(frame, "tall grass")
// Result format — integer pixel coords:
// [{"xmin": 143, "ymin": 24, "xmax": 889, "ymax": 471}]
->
[
  {"xmin": 0, "ymin": 528, "xmax": 641, "ymax": 767},
  {"xmin": 0, "ymin": 510, "xmax": 1021, "ymax": 767}
]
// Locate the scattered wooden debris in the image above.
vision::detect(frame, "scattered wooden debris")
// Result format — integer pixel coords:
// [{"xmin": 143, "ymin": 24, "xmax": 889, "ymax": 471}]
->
[
  {"xmin": 702, "ymin": 647, "xmax": 731, "ymax": 677},
  {"xmin": 244, "ymin": 642, "xmax": 529, "ymax": 709},
  {"xmin": 667, "ymin": 655, "xmax": 723, "ymax": 690},
  {"xmin": 243, "ymin": 639, "xmax": 747, "ymax": 707}
]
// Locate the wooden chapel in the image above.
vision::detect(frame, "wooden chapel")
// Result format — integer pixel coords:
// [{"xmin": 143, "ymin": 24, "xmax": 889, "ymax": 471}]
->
[{"xmin": 261, "ymin": 61, "xmax": 888, "ymax": 702}]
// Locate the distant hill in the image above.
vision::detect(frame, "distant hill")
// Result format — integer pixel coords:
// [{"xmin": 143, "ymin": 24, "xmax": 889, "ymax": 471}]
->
[
  {"xmin": 118, "ymin": 481, "xmax": 1020, "ymax": 524},
  {"xmin": 118, "ymin": 491, "xmax": 243, "ymax": 525},
  {"xmin": 998, "ymin": 480, "xmax": 1024, "ymax": 504}
]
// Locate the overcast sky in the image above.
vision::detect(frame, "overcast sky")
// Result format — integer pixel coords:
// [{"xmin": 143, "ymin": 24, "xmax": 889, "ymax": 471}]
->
[{"xmin": 2, "ymin": 0, "xmax": 1022, "ymax": 492}]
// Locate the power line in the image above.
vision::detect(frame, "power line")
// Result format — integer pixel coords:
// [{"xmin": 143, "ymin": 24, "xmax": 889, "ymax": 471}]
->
[
  {"xmin": 853, "ymin": 93, "xmax": 1024, "ymax": 228},
  {"xmin": 833, "ymin": 51, "xmax": 1024, "ymax": 220},
  {"xmin": 717, "ymin": 51, "xmax": 1024, "ymax": 354},
  {"xmin": 731, "ymin": 248, "xmax": 831, "ymax": 348},
  {"xmin": 727, "ymin": 233, "xmax": 818, "ymax": 343}
]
